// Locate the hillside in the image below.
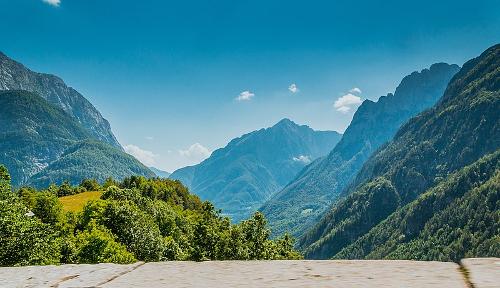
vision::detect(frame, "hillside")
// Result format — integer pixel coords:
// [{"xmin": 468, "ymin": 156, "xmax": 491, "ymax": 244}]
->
[
  {"xmin": 300, "ymin": 44, "xmax": 499, "ymax": 259},
  {"xmin": 0, "ymin": 90, "xmax": 90, "ymax": 185},
  {"xmin": 260, "ymin": 63, "xmax": 460, "ymax": 237},
  {"xmin": 28, "ymin": 140, "xmax": 155, "ymax": 188},
  {"xmin": 335, "ymin": 151, "xmax": 499, "ymax": 261},
  {"xmin": 171, "ymin": 119, "xmax": 342, "ymax": 221},
  {"xmin": 0, "ymin": 52, "xmax": 121, "ymax": 148},
  {"xmin": 0, "ymin": 90, "xmax": 154, "ymax": 187},
  {"xmin": 59, "ymin": 191, "xmax": 103, "ymax": 212}
]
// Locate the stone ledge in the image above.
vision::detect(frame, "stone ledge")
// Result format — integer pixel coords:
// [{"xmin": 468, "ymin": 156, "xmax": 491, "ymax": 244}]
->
[
  {"xmin": 1, "ymin": 258, "xmax": 497, "ymax": 288},
  {"xmin": 0, "ymin": 262, "xmax": 143, "ymax": 288},
  {"xmin": 461, "ymin": 258, "xmax": 500, "ymax": 288}
]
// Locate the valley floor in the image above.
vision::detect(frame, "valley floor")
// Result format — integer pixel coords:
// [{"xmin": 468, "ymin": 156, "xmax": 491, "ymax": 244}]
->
[{"xmin": 1, "ymin": 258, "xmax": 498, "ymax": 287}]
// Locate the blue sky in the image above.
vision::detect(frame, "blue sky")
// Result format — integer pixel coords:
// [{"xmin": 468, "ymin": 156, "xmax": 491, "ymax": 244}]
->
[{"xmin": 2, "ymin": 0, "xmax": 499, "ymax": 171}]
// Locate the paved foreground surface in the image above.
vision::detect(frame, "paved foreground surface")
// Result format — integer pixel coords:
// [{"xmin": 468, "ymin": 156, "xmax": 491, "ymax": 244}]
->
[
  {"xmin": 0, "ymin": 258, "xmax": 497, "ymax": 288},
  {"xmin": 461, "ymin": 258, "xmax": 500, "ymax": 288}
]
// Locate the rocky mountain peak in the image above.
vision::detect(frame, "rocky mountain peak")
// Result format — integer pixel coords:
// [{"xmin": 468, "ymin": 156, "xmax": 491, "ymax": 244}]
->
[{"xmin": 0, "ymin": 52, "xmax": 122, "ymax": 149}]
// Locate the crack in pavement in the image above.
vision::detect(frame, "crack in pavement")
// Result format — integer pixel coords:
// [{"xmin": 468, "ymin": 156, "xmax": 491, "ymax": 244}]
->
[
  {"xmin": 458, "ymin": 263, "xmax": 475, "ymax": 288},
  {"xmin": 50, "ymin": 274, "xmax": 80, "ymax": 288},
  {"xmin": 95, "ymin": 262, "xmax": 145, "ymax": 287}
]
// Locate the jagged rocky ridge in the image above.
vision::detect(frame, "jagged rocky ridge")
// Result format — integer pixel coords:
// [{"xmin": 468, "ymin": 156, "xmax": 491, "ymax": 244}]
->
[
  {"xmin": 300, "ymin": 44, "xmax": 499, "ymax": 259},
  {"xmin": 260, "ymin": 63, "xmax": 460, "ymax": 237}
]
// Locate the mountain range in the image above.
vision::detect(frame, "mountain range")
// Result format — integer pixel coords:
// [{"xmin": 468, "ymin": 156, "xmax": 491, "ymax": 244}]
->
[
  {"xmin": 260, "ymin": 62, "xmax": 460, "ymax": 237},
  {"xmin": 299, "ymin": 44, "xmax": 499, "ymax": 260},
  {"xmin": 0, "ymin": 43, "xmax": 497, "ymax": 263},
  {"xmin": 0, "ymin": 54, "xmax": 154, "ymax": 187},
  {"xmin": 170, "ymin": 119, "xmax": 342, "ymax": 221}
]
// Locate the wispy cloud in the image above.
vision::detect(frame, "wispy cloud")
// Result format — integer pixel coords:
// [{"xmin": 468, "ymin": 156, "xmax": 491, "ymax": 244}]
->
[
  {"xmin": 179, "ymin": 143, "xmax": 211, "ymax": 162},
  {"xmin": 145, "ymin": 136, "xmax": 154, "ymax": 141},
  {"xmin": 42, "ymin": 0, "xmax": 61, "ymax": 7},
  {"xmin": 349, "ymin": 87, "xmax": 362, "ymax": 94},
  {"xmin": 293, "ymin": 155, "xmax": 312, "ymax": 164},
  {"xmin": 288, "ymin": 83, "xmax": 299, "ymax": 94},
  {"xmin": 334, "ymin": 93, "xmax": 363, "ymax": 113},
  {"xmin": 235, "ymin": 91, "xmax": 255, "ymax": 101},
  {"xmin": 124, "ymin": 144, "xmax": 158, "ymax": 166}
]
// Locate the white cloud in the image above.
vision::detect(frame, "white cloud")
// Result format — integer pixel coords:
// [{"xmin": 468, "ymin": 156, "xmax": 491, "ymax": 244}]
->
[
  {"xmin": 145, "ymin": 136, "xmax": 154, "ymax": 141},
  {"xmin": 293, "ymin": 155, "xmax": 312, "ymax": 164},
  {"xmin": 333, "ymin": 93, "xmax": 363, "ymax": 113},
  {"xmin": 42, "ymin": 0, "xmax": 61, "ymax": 6},
  {"xmin": 179, "ymin": 143, "xmax": 211, "ymax": 161},
  {"xmin": 124, "ymin": 144, "xmax": 158, "ymax": 167},
  {"xmin": 349, "ymin": 87, "xmax": 362, "ymax": 94},
  {"xmin": 288, "ymin": 83, "xmax": 299, "ymax": 93},
  {"xmin": 235, "ymin": 91, "xmax": 255, "ymax": 101}
]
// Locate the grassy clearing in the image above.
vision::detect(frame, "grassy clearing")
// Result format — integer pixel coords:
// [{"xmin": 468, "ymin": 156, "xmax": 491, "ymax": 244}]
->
[{"xmin": 59, "ymin": 191, "xmax": 103, "ymax": 212}]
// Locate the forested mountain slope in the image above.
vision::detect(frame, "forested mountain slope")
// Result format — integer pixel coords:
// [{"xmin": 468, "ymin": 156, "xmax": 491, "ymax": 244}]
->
[
  {"xmin": 171, "ymin": 119, "xmax": 341, "ymax": 222},
  {"xmin": 0, "ymin": 52, "xmax": 121, "ymax": 148},
  {"xmin": 0, "ymin": 90, "xmax": 90, "ymax": 185},
  {"xmin": 260, "ymin": 63, "xmax": 460, "ymax": 237},
  {"xmin": 335, "ymin": 150, "xmax": 499, "ymax": 261},
  {"xmin": 28, "ymin": 140, "xmax": 155, "ymax": 188},
  {"xmin": 300, "ymin": 44, "xmax": 499, "ymax": 259},
  {"xmin": 0, "ymin": 90, "xmax": 154, "ymax": 187}
]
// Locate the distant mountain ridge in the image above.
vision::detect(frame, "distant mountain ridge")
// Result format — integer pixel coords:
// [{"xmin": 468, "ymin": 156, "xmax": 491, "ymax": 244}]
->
[
  {"xmin": 0, "ymin": 52, "xmax": 121, "ymax": 149},
  {"xmin": 150, "ymin": 167, "xmax": 171, "ymax": 178},
  {"xmin": 171, "ymin": 119, "xmax": 342, "ymax": 221},
  {"xmin": 260, "ymin": 63, "xmax": 460, "ymax": 237},
  {"xmin": 300, "ymin": 44, "xmax": 499, "ymax": 260}
]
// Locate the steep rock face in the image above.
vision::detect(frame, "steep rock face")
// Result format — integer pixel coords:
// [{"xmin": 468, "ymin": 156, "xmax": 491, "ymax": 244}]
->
[
  {"xmin": 300, "ymin": 44, "xmax": 499, "ymax": 259},
  {"xmin": 171, "ymin": 119, "xmax": 342, "ymax": 221},
  {"xmin": 260, "ymin": 63, "xmax": 460, "ymax": 237},
  {"xmin": 0, "ymin": 52, "xmax": 121, "ymax": 149}
]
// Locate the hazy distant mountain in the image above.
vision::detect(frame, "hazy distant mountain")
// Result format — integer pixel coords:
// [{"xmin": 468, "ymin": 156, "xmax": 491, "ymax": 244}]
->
[
  {"xmin": 0, "ymin": 90, "xmax": 154, "ymax": 187},
  {"xmin": 150, "ymin": 167, "xmax": 171, "ymax": 178},
  {"xmin": 260, "ymin": 63, "xmax": 460, "ymax": 237},
  {"xmin": 0, "ymin": 52, "xmax": 121, "ymax": 149},
  {"xmin": 170, "ymin": 119, "xmax": 342, "ymax": 221},
  {"xmin": 300, "ymin": 44, "xmax": 499, "ymax": 260}
]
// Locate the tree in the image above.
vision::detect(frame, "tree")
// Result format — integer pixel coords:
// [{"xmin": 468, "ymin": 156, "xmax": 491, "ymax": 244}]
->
[
  {"xmin": 0, "ymin": 165, "xmax": 12, "ymax": 200},
  {"xmin": 73, "ymin": 224, "xmax": 136, "ymax": 264},
  {"xmin": 0, "ymin": 166, "xmax": 60, "ymax": 265},
  {"xmin": 80, "ymin": 179, "xmax": 101, "ymax": 192}
]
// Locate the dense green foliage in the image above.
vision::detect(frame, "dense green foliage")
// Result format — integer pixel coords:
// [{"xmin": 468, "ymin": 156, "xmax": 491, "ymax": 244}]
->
[
  {"xmin": 335, "ymin": 151, "xmax": 499, "ymax": 261},
  {"xmin": 0, "ymin": 166, "xmax": 60, "ymax": 266},
  {"xmin": 261, "ymin": 63, "xmax": 459, "ymax": 238},
  {"xmin": 300, "ymin": 44, "xmax": 499, "ymax": 260},
  {"xmin": 0, "ymin": 90, "xmax": 154, "ymax": 187},
  {"xmin": 0, "ymin": 168, "xmax": 301, "ymax": 266},
  {"xmin": 171, "ymin": 118, "xmax": 342, "ymax": 222}
]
